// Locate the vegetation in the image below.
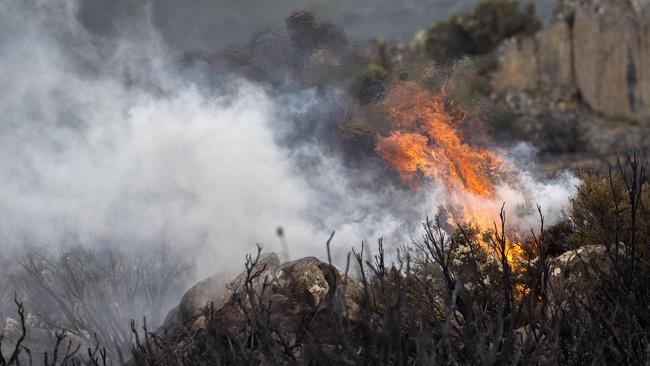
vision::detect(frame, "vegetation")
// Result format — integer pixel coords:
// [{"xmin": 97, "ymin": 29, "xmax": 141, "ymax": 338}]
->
[
  {"xmin": 352, "ymin": 64, "xmax": 389, "ymax": 104},
  {"xmin": 2, "ymin": 0, "xmax": 649, "ymax": 364},
  {"xmin": 423, "ymin": 0, "xmax": 541, "ymax": 63},
  {"xmin": 570, "ymin": 164, "xmax": 650, "ymax": 252},
  {"xmin": 0, "ymin": 245, "xmax": 192, "ymax": 365},
  {"xmin": 1, "ymin": 154, "xmax": 648, "ymax": 365}
]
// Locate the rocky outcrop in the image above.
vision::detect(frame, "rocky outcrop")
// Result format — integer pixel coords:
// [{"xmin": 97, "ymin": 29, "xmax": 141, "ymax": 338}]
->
[
  {"xmin": 492, "ymin": 20, "xmax": 574, "ymax": 98},
  {"xmin": 154, "ymin": 253, "xmax": 362, "ymax": 360},
  {"xmin": 573, "ymin": 4, "xmax": 650, "ymax": 121},
  {"xmin": 158, "ymin": 253, "xmax": 278, "ymax": 336},
  {"xmin": 493, "ymin": 1, "xmax": 650, "ymax": 122}
]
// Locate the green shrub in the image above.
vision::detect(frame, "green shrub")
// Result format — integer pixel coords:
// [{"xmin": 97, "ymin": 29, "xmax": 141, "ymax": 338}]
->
[
  {"xmin": 424, "ymin": 17, "xmax": 476, "ymax": 63},
  {"xmin": 424, "ymin": 0, "xmax": 541, "ymax": 63},
  {"xmin": 353, "ymin": 63, "xmax": 389, "ymax": 104},
  {"xmin": 569, "ymin": 169, "xmax": 650, "ymax": 252},
  {"xmin": 469, "ymin": 0, "xmax": 541, "ymax": 53}
]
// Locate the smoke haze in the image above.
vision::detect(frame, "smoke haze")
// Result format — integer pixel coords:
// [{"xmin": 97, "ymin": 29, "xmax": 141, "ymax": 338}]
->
[
  {"xmin": 0, "ymin": 0, "xmax": 575, "ymax": 283},
  {"xmin": 0, "ymin": 0, "xmax": 417, "ymax": 277}
]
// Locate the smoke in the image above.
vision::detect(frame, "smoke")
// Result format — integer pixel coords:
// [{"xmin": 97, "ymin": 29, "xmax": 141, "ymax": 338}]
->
[
  {"xmin": 0, "ymin": 2, "xmax": 583, "ymax": 356},
  {"xmin": 494, "ymin": 145, "xmax": 580, "ymax": 232},
  {"xmin": 0, "ymin": 0, "xmax": 300, "ymax": 269},
  {"xmin": 0, "ymin": 0, "xmax": 578, "ymax": 288},
  {"xmin": 0, "ymin": 0, "xmax": 419, "ymax": 279}
]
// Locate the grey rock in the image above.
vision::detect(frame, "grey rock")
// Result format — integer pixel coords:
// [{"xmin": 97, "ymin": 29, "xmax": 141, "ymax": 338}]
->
[
  {"xmin": 155, "ymin": 254, "xmax": 362, "ymax": 355},
  {"xmin": 573, "ymin": 4, "xmax": 650, "ymax": 121},
  {"xmin": 548, "ymin": 244, "xmax": 618, "ymax": 306},
  {"xmin": 493, "ymin": 1, "xmax": 650, "ymax": 123},
  {"xmin": 492, "ymin": 20, "xmax": 573, "ymax": 98}
]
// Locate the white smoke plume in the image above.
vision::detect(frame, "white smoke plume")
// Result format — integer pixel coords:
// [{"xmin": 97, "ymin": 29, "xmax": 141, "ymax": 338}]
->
[
  {"xmin": 0, "ymin": 0, "xmax": 415, "ymax": 277},
  {"xmin": 0, "ymin": 0, "xmax": 578, "ymax": 284}
]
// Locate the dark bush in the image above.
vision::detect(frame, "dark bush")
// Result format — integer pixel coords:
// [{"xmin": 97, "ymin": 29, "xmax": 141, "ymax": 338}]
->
[
  {"xmin": 424, "ymin": 17, "xmax": 477, "ymax": 64},
  {"xmin": 424, "ymin": 0, "xmax": 541, "ymax": 63},
  {"xmin": 352, "ymin": 63, "xmax": 389, "ymax": 104}
]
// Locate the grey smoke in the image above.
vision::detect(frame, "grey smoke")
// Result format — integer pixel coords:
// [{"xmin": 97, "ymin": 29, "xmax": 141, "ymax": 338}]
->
[
  {"xmin": 0, "ymin": 0, "xmax": 418, "ymax": 277},
  {"xmin": 0, "ymin": 0, "xmax": 574, "ymax": 284}
]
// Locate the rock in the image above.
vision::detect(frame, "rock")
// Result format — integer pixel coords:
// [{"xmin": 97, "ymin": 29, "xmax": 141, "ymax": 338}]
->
[
  {"xmin": 535, "ymin": 20, "xmax": 574, "ymax": 93},
  {"xmin": 548, "ymin": 244, "xmax": 617, "ymax": 306},
  {"xmin": 492, "ymin": 87, "xmax": 585, "ymax": 154},
  {"xmin": 492, "ymin": 20, "xmax": 574, "ymax": 97},
  {"xmin": 159, "ymin": 253, "xmax": 279, "ymax": 336},
  {"xmin": 488, "ymin": 0, "xmax": 650, "ymax": 159},
  {"xmin": 275, "ymin": 257, "xmax": 335, "ymax": 306},
  {"xmin": 492, "ymin": 1, "xmax": 650, "ymax": 122},
  {"xmin": 177, "ymin": 269, "xmax": 233, "ymax": 319},
  {"xmin": 159, "ymin": 273, "xmax": 225, "ymax": 335},
  {"xmin": 225, "ymin": 251, "xmax": 282, "ymax": 304},
  {"xmin": 492, "ymin": 36, "xmax": 539, "ymax": 92},
  {"xmin": 573, "ymin": 4, "xmax": 650, "ymax": 121},
  {"xmin": 155, "ymin": 254, "xmax": 362, "ymax": 355},
  {"xmin": 559, "ymin": 0, "xmax": 650, "ymax": 18}
]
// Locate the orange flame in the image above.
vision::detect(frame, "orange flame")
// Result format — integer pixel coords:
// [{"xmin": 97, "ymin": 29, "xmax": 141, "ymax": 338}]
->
[
  {"xmin": 376, "ymin": 80, "xmax": 502, "ymax": 197},
  {"xmin": 375, "ymin": 80, "xmax": 524, "ymax": 268}
]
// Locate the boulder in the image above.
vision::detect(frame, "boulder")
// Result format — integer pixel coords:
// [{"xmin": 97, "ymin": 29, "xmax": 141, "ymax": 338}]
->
[
  {"xmin": 155, "ymin": 253, "xmax": 362, "ymax": 356},
  {"xmin": 275, "ymin": 257, "xmax": 335, "ymax": 306},
  {"xmin": 548, "ymin": 244, "xmax": 615, "ymax": 306},
  {"xmin": 158, "ymin": 253, "xmax": 279, "ymax": 336},
  {"xmin": 176, "ymin": 269, "xmax": 233, "ymax": 318}
]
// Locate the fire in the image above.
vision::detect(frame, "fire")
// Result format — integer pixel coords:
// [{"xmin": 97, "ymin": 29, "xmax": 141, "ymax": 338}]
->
[
  {"xmin": 375, "ymin": 79, "xmax": 524, "ymax": 268},
  {"xmin": 375, "ymin": 80, "xmax": 503, "ymax": 197}
]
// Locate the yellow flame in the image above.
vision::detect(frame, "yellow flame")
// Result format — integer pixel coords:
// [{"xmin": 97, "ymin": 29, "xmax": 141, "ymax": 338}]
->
[{"xmin": 375, "ymin": 80, "xmax": 524, "ymax": 270}]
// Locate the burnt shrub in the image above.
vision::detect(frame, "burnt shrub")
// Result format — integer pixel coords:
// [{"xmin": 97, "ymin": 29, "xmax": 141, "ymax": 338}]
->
[
  {"xmin": 5, "ymin": 155, "xmax": 650, "ymax": 365},
  {"xmin": 1, "ymin": 244, "xmax": 192, "ymax": 364},
  {"xmin": 131, "ymin": 154, "xmax": 650, "ymax": 365}
]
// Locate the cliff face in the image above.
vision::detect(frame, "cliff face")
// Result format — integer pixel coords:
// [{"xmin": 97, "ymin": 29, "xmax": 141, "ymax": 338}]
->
[
  {"xmin": 493, "ymin": 0, "xmax": 650, "ymax": 123},
  {"xmin": 492, "ymin": 20, "xmax": 574, "ymax": 99}
]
